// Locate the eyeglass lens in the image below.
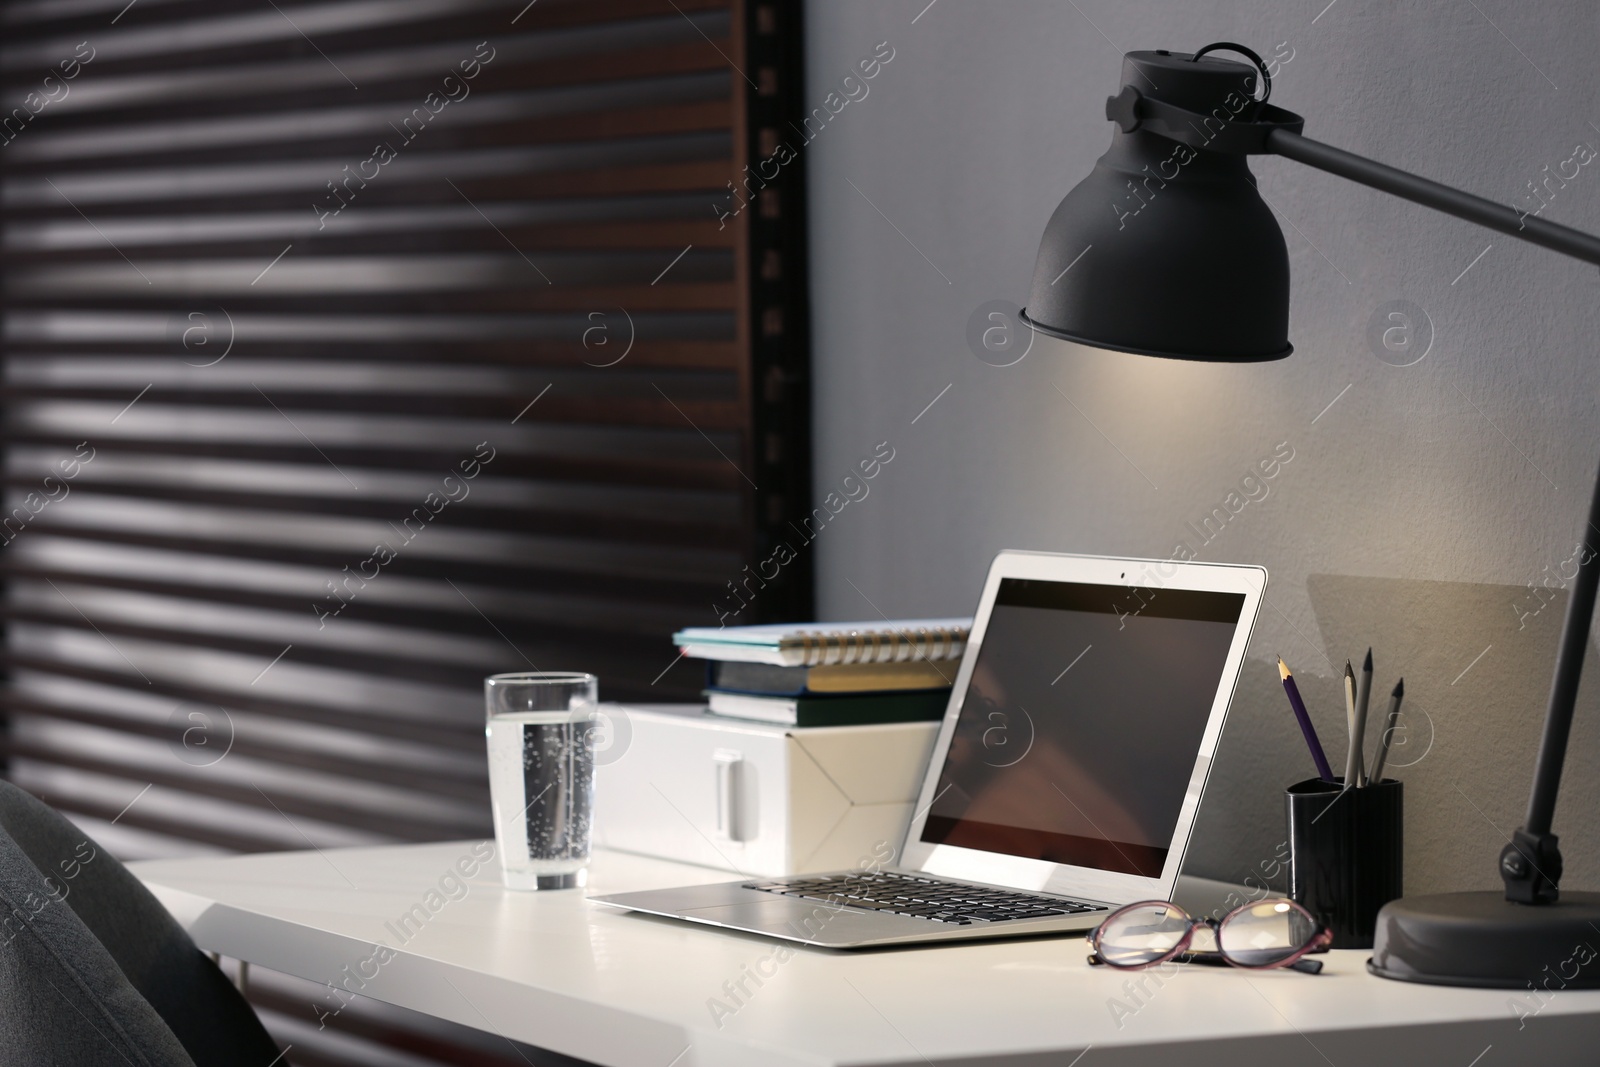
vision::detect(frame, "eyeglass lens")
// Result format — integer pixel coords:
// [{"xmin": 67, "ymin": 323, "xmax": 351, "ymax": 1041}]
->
[
  {"xmin": 1217, "ymin": 900, "xmax": 1318, "ymax": 966},
  {"xmin": 1094, "ymin": 902, "xmax": 1191, "ymax": 966}
]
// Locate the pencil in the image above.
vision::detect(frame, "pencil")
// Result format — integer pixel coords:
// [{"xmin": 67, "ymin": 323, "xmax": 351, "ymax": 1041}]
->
[
  {"xmin": 1353, "ymin": 648, "xmax": 1373, "ymax": 786},
  {"xmin": 1369, "ymin": 678, "xmax": 1405, "ymax": 784},
  {"xmin": 1342, "ymin": 660, "xmax": 1358, "ymax": 789},
  {"xmin": 1278, "ymin": 656, "xmax": 1336, "ymax": 782}
]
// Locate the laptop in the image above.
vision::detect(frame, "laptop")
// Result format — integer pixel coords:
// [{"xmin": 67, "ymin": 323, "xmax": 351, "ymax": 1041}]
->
[{"xmin": 593, "ymin": 550, "xmax": 1266, "ymax": 948}]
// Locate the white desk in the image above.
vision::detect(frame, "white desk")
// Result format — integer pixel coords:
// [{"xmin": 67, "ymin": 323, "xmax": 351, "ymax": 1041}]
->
[{"xmin": 131, "ymin": 842, "xmax": 1600, "ymax": 1066}]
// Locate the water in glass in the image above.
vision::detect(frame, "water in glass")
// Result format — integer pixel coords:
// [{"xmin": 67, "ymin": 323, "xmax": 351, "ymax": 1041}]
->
[{"xmin": 484, "ymin": 673, "xmax": 597, "ymax": 890}]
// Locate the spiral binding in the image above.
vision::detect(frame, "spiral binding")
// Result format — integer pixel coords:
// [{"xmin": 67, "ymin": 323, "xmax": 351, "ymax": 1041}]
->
[{"xmin": 784, "ymin": 624, "xmax": 968, "ymax": 667}]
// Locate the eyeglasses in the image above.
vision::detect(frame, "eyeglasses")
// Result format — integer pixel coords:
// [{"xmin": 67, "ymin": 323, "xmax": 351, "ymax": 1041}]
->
[{"xmin": 1088, "ymin": 899, "xmax": 1332, "ymax": 974}]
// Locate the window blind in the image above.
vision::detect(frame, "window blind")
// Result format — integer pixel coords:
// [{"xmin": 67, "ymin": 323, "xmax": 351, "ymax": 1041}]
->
[{"xmin": 0, "ymin": 0, "xmax": 811, "ymax": 1063}]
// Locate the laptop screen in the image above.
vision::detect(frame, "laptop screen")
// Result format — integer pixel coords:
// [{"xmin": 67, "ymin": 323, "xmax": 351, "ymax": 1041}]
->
[{"xmin": 920, "ymin": 577, "xmax": 1245, "ymax": 877}]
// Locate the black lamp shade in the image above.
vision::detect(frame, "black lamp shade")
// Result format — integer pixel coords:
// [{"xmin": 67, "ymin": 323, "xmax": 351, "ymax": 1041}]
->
[{"xmin": 1022, "ymin": 51, "xmax": 1293, "ymax": 362}]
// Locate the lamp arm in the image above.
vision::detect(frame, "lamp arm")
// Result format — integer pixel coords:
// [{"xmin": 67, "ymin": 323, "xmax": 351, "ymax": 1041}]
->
[
  {"xmin": 1109, "ymin": 83, "xmax": 1600, "ymax": 901},
  {"xmin": 1499, "ymin": 457, "xmax": 1600, "ymax": 903},
  {"xmin": 1108, "ymin": 87, "xmax": 1600, "ymax": 267},
  {"xmin": 1103, "ymin": 73, "xmax": 1600, "ymax": 905},
  {"xmin": 1265, "ymin": 129, "xmax": 1600, "ymax": 268},
  {"xmin": 1268, "ymin": 126, "xmax": 1600, "ymax": 905}
]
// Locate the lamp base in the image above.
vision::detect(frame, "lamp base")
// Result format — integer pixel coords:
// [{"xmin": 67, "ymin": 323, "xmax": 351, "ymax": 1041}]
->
[{"xmin": 1369, "ymin": 891, "xmax": 1600, "ymax": 988}]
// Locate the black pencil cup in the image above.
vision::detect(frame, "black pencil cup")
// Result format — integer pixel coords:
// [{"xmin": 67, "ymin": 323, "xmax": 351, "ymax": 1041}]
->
[{"xmin": 1285, "ymin": 777, "xmax": 1403, "ymax": 950}]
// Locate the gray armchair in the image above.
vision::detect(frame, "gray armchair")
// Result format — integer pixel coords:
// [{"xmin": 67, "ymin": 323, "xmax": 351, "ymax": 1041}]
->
[{"xmin": 0, "ymin": 778, "xmax": 283, "ymax": 1066}]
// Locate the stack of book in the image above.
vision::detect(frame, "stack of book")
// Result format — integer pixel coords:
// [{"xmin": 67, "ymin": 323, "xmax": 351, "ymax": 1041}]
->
[{"xmin": 673, "ymin": 618, "xmax": 973, "ymax": 726}]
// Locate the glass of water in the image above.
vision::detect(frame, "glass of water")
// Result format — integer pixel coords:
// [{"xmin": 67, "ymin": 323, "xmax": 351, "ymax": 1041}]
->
[{"xmin": 484, "ymin": 672, "xmax": 598, "ymax": 890}]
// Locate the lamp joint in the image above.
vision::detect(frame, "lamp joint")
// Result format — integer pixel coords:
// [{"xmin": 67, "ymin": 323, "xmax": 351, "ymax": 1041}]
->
[
  {"xmin": 1105, "ymin": 85, "xmax": 1143, "ymax": 133},
  {"xmin": 1502, "ymin": 827, "xmax": 1564, "ymax": 905}
]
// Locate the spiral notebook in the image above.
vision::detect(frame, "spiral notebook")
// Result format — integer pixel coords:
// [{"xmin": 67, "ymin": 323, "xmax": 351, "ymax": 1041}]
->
[{"xmin": 674, "ymin": 618, "xmax": 972, "ymax": 666}]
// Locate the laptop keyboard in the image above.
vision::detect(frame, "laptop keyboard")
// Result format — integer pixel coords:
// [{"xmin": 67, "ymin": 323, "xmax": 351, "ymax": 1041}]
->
[{"xmin": 744, "ymin": 871, "xmax": 1107, "ymax": 926}]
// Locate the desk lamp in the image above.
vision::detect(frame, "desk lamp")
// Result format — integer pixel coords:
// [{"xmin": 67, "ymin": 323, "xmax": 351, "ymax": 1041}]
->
[{"xmin": 1021, "ymin": 42, "xmax": 1600, "ymax": 987}]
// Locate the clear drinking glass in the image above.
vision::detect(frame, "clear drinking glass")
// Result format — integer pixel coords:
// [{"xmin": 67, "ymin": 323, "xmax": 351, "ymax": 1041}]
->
[{"xmin": 484, "ymin": 672, "xmax": 598, "ymax": 890}]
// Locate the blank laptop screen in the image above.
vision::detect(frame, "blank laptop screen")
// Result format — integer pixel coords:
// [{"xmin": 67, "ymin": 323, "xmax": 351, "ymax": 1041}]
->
[{"xmin": 920, "ymin": 578, "xmax": 1245, "ymax": 877}]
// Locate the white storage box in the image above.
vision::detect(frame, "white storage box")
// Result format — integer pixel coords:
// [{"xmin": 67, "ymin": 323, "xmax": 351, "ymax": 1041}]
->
[{"xmin": 592, "ymin": 703, "xmax": 939, "ymax": 877}]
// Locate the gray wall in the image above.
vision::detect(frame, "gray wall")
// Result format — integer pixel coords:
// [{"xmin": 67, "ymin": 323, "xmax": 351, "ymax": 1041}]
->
[{"xmin": 802, "ymin": 0, "xmax": 1600, "ymax": 892}]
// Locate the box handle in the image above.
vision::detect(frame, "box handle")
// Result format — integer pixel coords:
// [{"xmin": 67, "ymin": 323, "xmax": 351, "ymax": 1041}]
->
[{"xmin": 713, "ymin": 749, "xmax": 749, "ymax": 842}]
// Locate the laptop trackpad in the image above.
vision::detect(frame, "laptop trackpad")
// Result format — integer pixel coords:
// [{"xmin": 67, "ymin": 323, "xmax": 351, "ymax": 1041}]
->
[{"xmin": 680, "ymin": 899, "xmax": 903, "ymax": 941}]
